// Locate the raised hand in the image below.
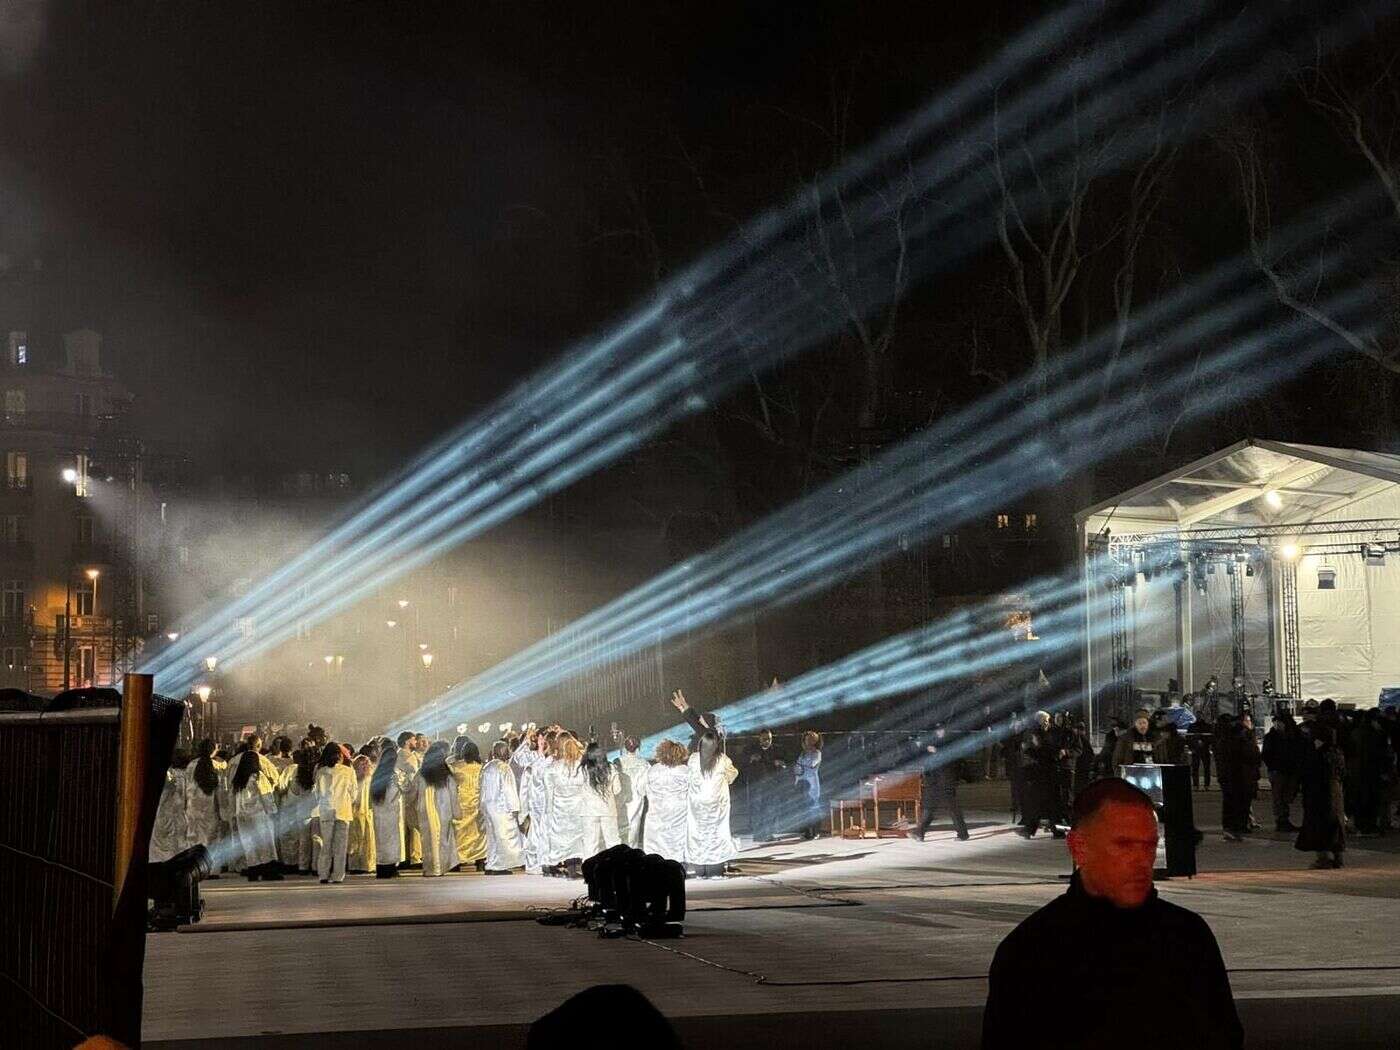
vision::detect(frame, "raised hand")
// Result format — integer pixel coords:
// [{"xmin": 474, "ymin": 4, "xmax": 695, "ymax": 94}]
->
[{"xmin": 670, "ymin": 689, "xmax": 688, "ymax": 712}]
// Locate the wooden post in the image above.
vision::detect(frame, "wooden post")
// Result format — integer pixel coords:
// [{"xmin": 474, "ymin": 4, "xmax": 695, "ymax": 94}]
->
[{"xmin": 113, "ymin": 673, "xmax": 152, "ymax": 911}]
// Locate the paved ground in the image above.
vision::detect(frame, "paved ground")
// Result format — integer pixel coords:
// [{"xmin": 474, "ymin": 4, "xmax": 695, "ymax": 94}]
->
[{"xmin": 143, "ymin": 782, "xmax": 1400, "ymax": 1048}]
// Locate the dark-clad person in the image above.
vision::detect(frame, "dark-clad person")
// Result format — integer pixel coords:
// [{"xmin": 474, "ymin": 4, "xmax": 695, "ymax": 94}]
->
[
  {"xmin": 1110, "ymin": 708, "xmax": 1157, "ymax": 771},
  {"xmin": 1296, "ymin": 725, "xmax": 1347, "ymax": 868},
  {"xmin": 1015, "ymin": 711, "xmax": 1061, "ymax": 838},
  {"xmin": 1262, "ymin": 712, "xmax": 1302, "ymax": 832},
  {"xmin": 907, "ymin": 724, "xmax": 970, "ymax": 841},
  {"xmin": 744, "ymin": 729, "xmax": 787, "ymax": 842},
  {"xmin": 1217, "ymin": 714, "xmax": 1261, "ymax": 842},
  {"xmin": 983, "ymin": 779, "xmax": 1243, "ymax": 1050}
]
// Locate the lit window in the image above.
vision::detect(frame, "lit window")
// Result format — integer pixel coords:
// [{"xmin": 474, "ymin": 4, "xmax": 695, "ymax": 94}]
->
[
  {"xmin": 995, "ymin": 513, "xmax": 1010, "ymax": 529},
  {"xmin": 75, "ymin": 580, "xmax": 95, "ymax": 617},
  {"xmin": 2, "ymin": 645, "xmax": 22, "ymax": 669},
  {"xmin": 1, "ymin": 580, "xmax": 23, "ymax": 618},
  {"xmin": 1024, "ymin": 513, "xmax": 1039, "ymax": 531},
  {"xmin": 4, "ymin": 451, "xmax": 25, "ymax": 490},
  {"xmin": 8, "ymin": 332, "xmax": 26, "ymax": 367},
  {"xmin": 3, "ymin": 389, "xmax": 25, "ymax": 422}
]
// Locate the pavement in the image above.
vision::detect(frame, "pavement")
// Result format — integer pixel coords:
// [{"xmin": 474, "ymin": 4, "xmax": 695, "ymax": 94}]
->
[{"xmin": 142, "ymin": 781, "xmax": 1400, "ymax": 1049}]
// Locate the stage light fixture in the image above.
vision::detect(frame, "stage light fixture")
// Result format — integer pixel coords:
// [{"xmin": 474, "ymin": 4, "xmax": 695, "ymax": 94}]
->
[
  {"xmin": 1264, "ymin": 489, "xmax": 1283, "ymax": 509},
  {"xmin": 1363, "ymin": 544, "xmax": 1385, "ymax": 567},
  {"xmin": 148, "ymin": 844, "xmax": 212, "ymax": 930},
  {"xmin": 1280, "ymin": 543, "xmax": 1300, "ymax": 561},
  {"xmin": 1318, "ymin": 566, "xmax": 1336, "ymax": 590}
]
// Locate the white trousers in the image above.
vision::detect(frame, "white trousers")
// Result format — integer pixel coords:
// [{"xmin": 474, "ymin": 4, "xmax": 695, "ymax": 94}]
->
[{"xmin": 318, "ymin": 818, "xmax": 349, "ymax": 882}]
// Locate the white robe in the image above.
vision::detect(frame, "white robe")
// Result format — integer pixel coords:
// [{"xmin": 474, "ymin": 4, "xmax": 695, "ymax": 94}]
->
[
  {"xmin": 277, "ymin": 774, "xmax": 316, "ymax": 871},
  {"xmin": 149, "ymin": 768, "xmax": 189, "ymax": 862},
  {"xmin": 479, "ymin": 759, "xmax": 524, "ymax": 871},
  {"xmin": 513, "ymin": 740, "xmax": 552, "ymax": 872},
  {"xmin": 417, "ymin": 775, "xmax": 461, "ymax": 877},
  {"xmin": 228, "ymin": 773, "xmax": 279, "ymax": 869},
  {"xmin": 580, "ymin": 766, "xmax": 622, "ymax": 860},
  {"xmin": 184, "ymin": 766, "xmax": 224, "ymax": 853},
  {"xmin": 397, "ymin": 750, "xmax": 423, "ymax": 863},
  {"xmin": 544, "ymin": 759, "xmax": 587, "ymax": 865},
  {"xmin": 347, "ymin": 774, "xmax": 376, "ymax": 872},
  {"xmin": 686, "ymin": 753, "xmax": 739, "ymax": 866},
  {"xmin": 371, "ymin": 770, "xmax": 406, "ymax": 867},
  {"xmin": 643, "ymin": 763, "xmax": 690, "ymax": 863},
  {"xmin": 614, "ymin": 752, "xmax": 650, "ymax": 847}
]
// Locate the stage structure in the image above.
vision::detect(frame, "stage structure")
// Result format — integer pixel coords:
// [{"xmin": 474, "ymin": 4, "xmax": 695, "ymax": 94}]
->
[{"xmin": 1077, "ymin": 440, "xmax": 1400, "ymax": 730}]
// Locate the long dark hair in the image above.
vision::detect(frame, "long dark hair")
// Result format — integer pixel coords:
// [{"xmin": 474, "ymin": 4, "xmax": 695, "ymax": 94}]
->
[
  {"xmin": 231, "ymin": 748, "xmax": 261, "ymax": 793},
  {"xmin": 452, "ymin": 736, "xmax": 481, "ymax": 765},
  {"xmin": 420, "ymin": 741, "xmax": 452, "ymax": 789},
  {"xmin": 192, "ymin": 738, "xmax": 219, "ymax": 796},
  {"xmin": 294, "ymin": 747, "xmax": 317, "ymax": 790},
  {"xmin": 317, "ymin": 742, "xmax": 343, "ymax": 770},
  {"xmin": 581, "ymin": 741, "xmax": 610, "ymax": 795},
  {"xmin": 698, "ymin": 730, "xmax": 722, "ymax": 775},
  {"xmin": 370, "ymin": 745, "xmax": 398, "ymax": 804}
]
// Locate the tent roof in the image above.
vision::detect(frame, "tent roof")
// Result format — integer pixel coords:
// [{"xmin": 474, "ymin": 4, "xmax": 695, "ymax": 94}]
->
[{"xmin": 1077, "ymin": 439, "xmax": 1400, "ymax": 537}]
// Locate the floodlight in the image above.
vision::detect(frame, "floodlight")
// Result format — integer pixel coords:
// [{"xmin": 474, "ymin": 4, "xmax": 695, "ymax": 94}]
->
[
  {"xmin": 1280, "ymin": 543, "xmax": 1300, "ymax": 561},
  {"xmin": 1264, "ymin": 489, "xmax": 1283, "ymax": 509}
]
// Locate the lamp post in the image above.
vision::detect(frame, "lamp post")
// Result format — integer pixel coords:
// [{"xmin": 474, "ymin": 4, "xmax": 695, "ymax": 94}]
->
[{"xmin": 421, "ymin": 651, "xmax": 434, "ymax": 722}]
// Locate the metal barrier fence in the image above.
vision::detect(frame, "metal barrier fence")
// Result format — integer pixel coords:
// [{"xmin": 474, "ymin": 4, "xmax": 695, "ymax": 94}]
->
[{"xmin": 0, "ymin": 676, "xmax": 182, "ymax": 1048}]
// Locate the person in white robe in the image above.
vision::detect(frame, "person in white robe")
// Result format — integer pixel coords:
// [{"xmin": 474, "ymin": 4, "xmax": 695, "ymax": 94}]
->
[
  {"xmin": 227, "ymin": 749, "xmax": 282, "ymax": 880},
  {"xmin": 544, "ymin": 735, "xmax": 588, "ymax": 878},
  {"xmin": 184, "ymin": 740, "xmax": 225, "ymax": 872},
  {"xmin": 395, "ymin": 732, "xmax": 424, "ymax": 868},
  {"xmin": 614, "ymin": 736, "xmax": 650, "ymax": 847},
  {"xmin": 514, "ymin": 730, "xmax": 554, "ymax": 873},
  {"xmin": 369, "ymin": 746, "xmax": 406, "ymax": 878},
  {"xmin": 579, "ymin": 741, "xmax": 622, "ymax": 860},
  {"xmin": 480, "ymin": 740, "xmax": 525, "ymax": 872},
  {"xmin": 417, "ymin": 741, "xmax": 461, "ymax": 876},
  {"xmin": 449, "ymin": 737, "xmax": 488, "ymax": 870},
  {"xmin": 686, "ymin": 730, "xmax": 739, "ymax": 878},
  {"xmin": 279, "ymin": 750, "xmax": 318, "ymax": 873},
  {"xmin": 643, "ymin": 739, "xmax": 690, "ymax": 863},
  {"xmin": 313, "ymin": 743, "xmax": 357, "ymax": 883},
  {"xmin": 149, "ymin": 757, "xmax": 190, "ymax": 863}
]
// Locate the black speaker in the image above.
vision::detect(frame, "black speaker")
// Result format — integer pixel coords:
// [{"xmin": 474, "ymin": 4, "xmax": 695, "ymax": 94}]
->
[{"xmin": 1160, "ymin": 764, "xmax": 1197, "ymax": 878}]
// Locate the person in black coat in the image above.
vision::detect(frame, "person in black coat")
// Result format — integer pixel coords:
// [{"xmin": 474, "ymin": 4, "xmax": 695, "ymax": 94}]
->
[
  {"xmin": 1262, "ymin": 713, "xmax": 1302, "ymax": 832},
  {"xmin": 1350, "ymin": 711, "xmax": 1396, "ymax": 835},
  {"xmin": 983, "ymin": 778, "xmax": 1243, "ymax": 1050},
  {"xmin": 907, "ymin": 724, "xmax": 969, "ymax": 841},
  {"xmin": 1296, "ymin": 724, "xmax": 1347, "ymax": 868},
  {"xmin": 743, "ymin": 730, "xmax": 788, "ymax": 842},
  {"xmin": 1217, "ymin": 714, "xmax": 1261, "ymax": 842},
  {"xmin": 1016, "ymin": 712, "xmax": 1062, "ymax": 838}
]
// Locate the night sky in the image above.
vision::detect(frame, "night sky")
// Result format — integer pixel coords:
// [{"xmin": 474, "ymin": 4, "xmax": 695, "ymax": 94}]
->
[{"xmin": 0, "ymin": 1, "xmax": 1038, "ymax": 480}]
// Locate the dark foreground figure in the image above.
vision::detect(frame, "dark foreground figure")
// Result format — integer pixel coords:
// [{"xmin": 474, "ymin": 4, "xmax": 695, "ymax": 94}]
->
[{"xmin": 983, "ymin": 778, "xmax": 1243, "ymax": 1050}]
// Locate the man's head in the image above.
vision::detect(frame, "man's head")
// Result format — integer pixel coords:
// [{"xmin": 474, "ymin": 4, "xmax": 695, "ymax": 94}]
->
[
  {"xmin": 1133, "ymin": 709, "xmax": 1151, "ymax": 735},
  {"xmin": 415, "ymin": 733, "xmax": 430, "ymax": 752},
  {"xmin": 1035, "ymin": 710, "xmax": 1051, "ymax": 730},
  {"xmin": 1067, "ymin": 778, "xmax": 1158, "ymax": 909},
  {"xmin": 396, "ymin": 731, "xmax": 414, "ymax": 749},
  {"xmin": 758, "ymin": 730, "xmax": 773, "ymax": 748},
  {"xmin": 624, "ymin": 735, "xmax": 640, "ymax": 754},
  {"xmin": 1239, "ymin": 713, "xmax": 1253, "ymax": 732}
]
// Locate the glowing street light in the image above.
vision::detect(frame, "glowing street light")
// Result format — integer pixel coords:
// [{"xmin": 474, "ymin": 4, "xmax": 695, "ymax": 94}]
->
[
  {"xmin": 204, "ymin": 656, "xmax": 218, "ymax": 672},
  {"xmin": 85, "ymin": 569, "xmax": 100, "ymax": 616},
  {"xmin": 420, "ymin": 652, "xmax": 434, "ymax": 669},
  {"xmin": 386, "ymin": 619, "xmax": 398, "ymax": 628},
  {"xmin": 323, "ymin": 654, "xmax": 334, "ymax": 665},
  {"xmin": 195, "ymin": 685, "xmax": 212, "ymax": 702},
  {"xmin": 418, "ymin": 642, "xmax": 429, "ymax": 651},
  {"xmin": 166, "ymin": 631, "xmax": 180, "ymax": 642},
  {"xmin": 397, "ymin": 599, "xmax": 410, "ymax": 609},
  {"xmin": 61, "ymin": 468, "xmax": 78, "ymax": 484}
]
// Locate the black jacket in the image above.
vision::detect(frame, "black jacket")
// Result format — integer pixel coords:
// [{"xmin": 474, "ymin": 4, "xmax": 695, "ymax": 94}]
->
[{"xmin": 983, "ymin": 873, "xmax": 1243, "ymax": 1050}]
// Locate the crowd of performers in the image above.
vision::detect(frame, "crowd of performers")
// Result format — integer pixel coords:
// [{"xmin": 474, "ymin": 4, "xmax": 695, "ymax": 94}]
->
[{"xmin": 149, "ymin": 703, "xmax": 780, "ymax": 883}]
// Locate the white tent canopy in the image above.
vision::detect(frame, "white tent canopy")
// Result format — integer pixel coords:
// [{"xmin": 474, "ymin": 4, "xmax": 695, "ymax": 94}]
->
[{"xmin": 1078, "ymin": 439, "xmax": 1400, "ymax": 714}]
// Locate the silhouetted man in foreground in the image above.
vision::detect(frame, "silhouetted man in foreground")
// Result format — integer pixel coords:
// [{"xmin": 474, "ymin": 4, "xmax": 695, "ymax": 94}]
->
[{"xmin": 983, "ymin": 778, "xmax": 1243, "ymax": 1050}]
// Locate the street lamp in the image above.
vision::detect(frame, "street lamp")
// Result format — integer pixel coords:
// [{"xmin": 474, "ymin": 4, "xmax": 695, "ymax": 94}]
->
[
  {"xmin": 166, "ymin": 631, "xmax": 180, "ymax": 642},
  {"xmin": 85, "ymin": 568, "xmax": 100, "ymax": 614},
  {"xmin": 418, "ymin": 642, "xmax": 429, "ymax": 651},
  {"xmin": 61, "ymin": 467, "xmax": 78, "ymax": 484},
  {"xmin": 204, "ymin": 656, "xmax": 218, "ymax": 672},
  {"xmin": 420, "ymin": 652, "xmax": 434, "ymax": 669},
  {"xmin": 386, "ymin": 619, "xmax": 398, "ymax": 628},
  {"xmin": 195, "ymin": 685, "xmax": 212, "ymax": 702},
  {"xmin": 397, "ymin": 599, "xmax": 410, "ymax": 609}
]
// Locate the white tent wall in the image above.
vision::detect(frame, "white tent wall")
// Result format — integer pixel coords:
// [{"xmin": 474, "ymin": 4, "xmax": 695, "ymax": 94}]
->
[
  {"xmin": 1294, "ymin": 484, "xmax": 1400, "ymax": 704},
  {"xmin": 1185, "ymin": 567, "xmax": 1273, "ymax": 694},
  {"xmin": 1129, "ymin": 573, "xmax": 1178, "ymax": 694}
]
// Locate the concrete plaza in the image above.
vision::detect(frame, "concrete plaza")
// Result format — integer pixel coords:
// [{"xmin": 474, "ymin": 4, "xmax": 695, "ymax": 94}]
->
[{"xmin": 143, "ymin": 782, "xmax": 1400, "ymax": 1049}]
